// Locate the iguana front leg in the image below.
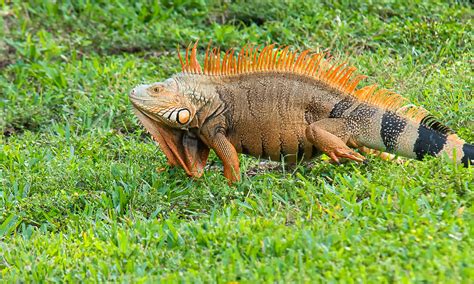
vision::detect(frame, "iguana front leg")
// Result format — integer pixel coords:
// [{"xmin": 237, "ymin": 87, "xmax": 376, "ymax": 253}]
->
[
  {"xmin": 200, "ymin": 126, "xmax": 240, "ymax": 183},
  {"xmin": 306, "ymin": 118, "xmax": 365, "ymax": 164}
]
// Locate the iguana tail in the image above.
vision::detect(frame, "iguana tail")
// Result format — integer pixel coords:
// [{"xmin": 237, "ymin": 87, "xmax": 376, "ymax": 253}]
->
[{"xmin": 351, "ymin": 109, "xmax": 472, "ymax": 167}]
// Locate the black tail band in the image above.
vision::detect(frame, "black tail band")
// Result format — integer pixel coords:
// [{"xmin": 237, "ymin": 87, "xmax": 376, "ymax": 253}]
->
[
  {"xmin": 461, "ymin": 143, "xmax": 474, "ymax": 167},
  {"xmin": 413, "ymin": 125, "xmax": 447, "ymax": 160}
]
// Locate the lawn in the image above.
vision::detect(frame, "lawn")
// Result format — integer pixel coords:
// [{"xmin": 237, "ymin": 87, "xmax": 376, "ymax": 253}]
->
[{"xmin": 1, "ymin": 0, "xmax": 473, "ymax": 282}]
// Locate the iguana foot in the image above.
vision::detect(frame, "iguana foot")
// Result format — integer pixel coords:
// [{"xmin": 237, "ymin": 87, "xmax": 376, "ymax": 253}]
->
[
  {"xmin": 306, "ymin": 120, "xmax": 366, "ymax": 165},
  {"xmin": 327, "ymin": 147, "xmax": 366, "ymax": 164}
]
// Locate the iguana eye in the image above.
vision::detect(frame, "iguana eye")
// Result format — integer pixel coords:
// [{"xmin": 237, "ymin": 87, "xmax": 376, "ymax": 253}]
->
[
  {"xmin": 176, "ymin": 109, "xmax": 190, "ymax": 124},
  {"xmin": 165, "ymin": 108, "xmax": 191, "ymax": 125},
  {"xmin": 153, "ymin": 86, "xmax": 161, "ymax": 93}
]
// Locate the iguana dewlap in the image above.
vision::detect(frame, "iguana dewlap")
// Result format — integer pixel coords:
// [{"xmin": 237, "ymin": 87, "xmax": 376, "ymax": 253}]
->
[{"xmin": 129, "ymin": 42, "xmax": 473, "ymax": 183}]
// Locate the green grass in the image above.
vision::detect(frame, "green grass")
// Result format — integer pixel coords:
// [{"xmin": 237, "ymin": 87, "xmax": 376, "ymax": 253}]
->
[{"xmin": 1, "ymin": 0, "xmax": 473, "ymax": 282}]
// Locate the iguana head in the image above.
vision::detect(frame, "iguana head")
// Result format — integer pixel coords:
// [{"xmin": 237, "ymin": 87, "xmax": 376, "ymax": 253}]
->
[
  {"xmin": 129, "ymin": 78, "xmax": 209, "ymax": 178},
  {"xmin": 129, "ymin": 78, "xmax": 196, "ymax": 130}
]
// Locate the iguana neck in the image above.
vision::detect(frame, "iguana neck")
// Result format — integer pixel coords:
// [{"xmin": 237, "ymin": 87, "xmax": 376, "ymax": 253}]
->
[{"xmin": 173, "ymin": 73, "xmax": 226, "ymax": 129}]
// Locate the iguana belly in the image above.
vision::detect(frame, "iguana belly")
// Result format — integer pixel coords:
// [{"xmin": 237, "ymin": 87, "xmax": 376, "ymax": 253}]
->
[{"xmin": 227, "ymin": 119, "xmax": 318, "ymax": 162}]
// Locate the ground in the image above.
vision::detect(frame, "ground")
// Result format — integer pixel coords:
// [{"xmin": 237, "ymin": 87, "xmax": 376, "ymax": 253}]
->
[{"xmin": 1, "ymin": 1, "xmax": 473, "ymax": 282}]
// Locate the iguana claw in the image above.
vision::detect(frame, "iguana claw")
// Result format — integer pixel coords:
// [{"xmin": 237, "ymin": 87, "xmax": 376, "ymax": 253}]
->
[{"xmin": 328, "ymin": 148, "xmax": 366, "ymax": 164}]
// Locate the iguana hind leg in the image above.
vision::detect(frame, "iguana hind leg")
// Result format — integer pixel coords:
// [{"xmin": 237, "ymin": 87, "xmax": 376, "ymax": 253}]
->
[{"xmin": 305, "ymin": 119, "xmax": 365, "ymax": 164}]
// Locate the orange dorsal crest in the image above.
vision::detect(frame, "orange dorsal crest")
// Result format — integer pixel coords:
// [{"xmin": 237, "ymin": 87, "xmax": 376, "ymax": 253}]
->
[{"xmin": 177, "ymin": 41, "xmax": 448, "ymax": 128}]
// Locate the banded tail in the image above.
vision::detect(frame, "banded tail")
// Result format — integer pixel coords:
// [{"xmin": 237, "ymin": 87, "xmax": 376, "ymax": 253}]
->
[{"xmin": 353, "ymin": 109, "xmax": 473, "ymax": 167}]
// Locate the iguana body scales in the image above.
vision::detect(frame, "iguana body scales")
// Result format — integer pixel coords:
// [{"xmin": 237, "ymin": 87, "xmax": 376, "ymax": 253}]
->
[{"xmin": 129, "ymin": 42, "xmax": 473, "ymax": 183}]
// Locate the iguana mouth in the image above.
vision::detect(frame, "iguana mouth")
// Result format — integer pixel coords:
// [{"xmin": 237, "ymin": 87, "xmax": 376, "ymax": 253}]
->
[
  {"xmin": 129, "ymin": 90, "xmax": 172, "ymax": 126},
  {"xmin": 130, "ymin": 104, "xmax": 161, "ymax": 123},
  {"xmin": 129, "ymin": 95, "xmax": 157, "ymax": 102}
]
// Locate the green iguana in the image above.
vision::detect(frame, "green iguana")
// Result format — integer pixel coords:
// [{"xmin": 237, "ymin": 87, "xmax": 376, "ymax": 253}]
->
[{"xmin": 129, "ymin": 42, "xmax": 473, "ymax": 183}]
